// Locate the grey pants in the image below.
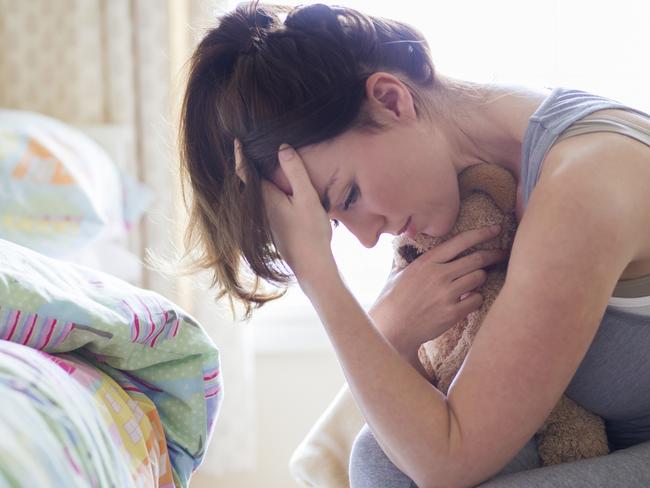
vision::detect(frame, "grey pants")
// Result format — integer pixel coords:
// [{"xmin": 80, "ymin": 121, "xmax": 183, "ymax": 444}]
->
[{"xmin": 349, "ymin": 424, "xmax": 650, "ymax": 487}]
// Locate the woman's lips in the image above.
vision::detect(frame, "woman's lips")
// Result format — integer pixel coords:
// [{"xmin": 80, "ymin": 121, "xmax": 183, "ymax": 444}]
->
[{"xmin": 404, "ymin": 217, "xmax": 418, "ymax": 238}]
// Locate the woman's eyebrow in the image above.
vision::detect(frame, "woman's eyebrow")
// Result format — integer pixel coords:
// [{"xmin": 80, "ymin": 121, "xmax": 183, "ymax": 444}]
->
[{"xmin": 320, "ymin": 168, "xmax": 340, "ymax": 212}]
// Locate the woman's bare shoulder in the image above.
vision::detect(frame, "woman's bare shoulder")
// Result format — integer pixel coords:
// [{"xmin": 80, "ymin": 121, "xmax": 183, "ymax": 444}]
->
[
  {"xmin": 536, "ymin": 114, "xmax": 650, "ymax": 279},
  {"xmin": 544, "ymin": 108, "xmax": 650, "ymax": 163}
]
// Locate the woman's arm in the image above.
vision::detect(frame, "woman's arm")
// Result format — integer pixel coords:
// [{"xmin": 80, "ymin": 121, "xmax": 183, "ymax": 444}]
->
[
  {"xmin": 248, "ymin": 142, "xmax": 502, "ymax": 484},
  {"xmin": 305, "ymin": 154, "xmax": 646, "ymax": 487},
  {"xmin": 301, "ymin": 266, "xmax": 456, "ymax": 484},
  {"xmin": 254, "ymin": 143, "xmax": 647, "ymax": 487}
]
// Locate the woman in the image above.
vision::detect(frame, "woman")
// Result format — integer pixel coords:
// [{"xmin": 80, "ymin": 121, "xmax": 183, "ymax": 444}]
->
[{"xmin": 178, "ymin": 2, "xmax": 650, "ymax": 486}]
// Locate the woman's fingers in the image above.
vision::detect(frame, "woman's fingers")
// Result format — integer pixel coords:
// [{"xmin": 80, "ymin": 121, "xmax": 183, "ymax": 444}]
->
[
  {"xmin": 448, "ymin": 249, "xmax": 507, "ymax": 281},
  {"xmin": 233, "ymin": 140, "xmax": 315, "ymax": 201},
  {"xmin": 451, "ymin": 268, "xmax": 487, "ymax": 297},
  {"xmin": 276, "ymin": 144, "xmax": 316, "ymax": 199},
  {"xmin": 455, "ymin": 291, "xmax": 484, "ymax": 315},
  {"xmin": 428, "ymin": 224, "xmax": 502, "ymax": 263}
]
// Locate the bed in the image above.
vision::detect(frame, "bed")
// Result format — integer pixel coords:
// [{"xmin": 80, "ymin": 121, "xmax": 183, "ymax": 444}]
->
[{"xmin": 0, "ymin": 109, "xmax": 222, "ymax": 487}]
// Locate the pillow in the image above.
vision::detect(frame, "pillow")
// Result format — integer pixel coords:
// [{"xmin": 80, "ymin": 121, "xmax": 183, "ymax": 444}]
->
[
  {"xmin": 290, "ymin": 383, "xmax": 365, "ymax": 488},
  {"xmin": 0, "ymin": 109, "xmax": 129, "ymax": 258},
  {"xmin": 0, "ymin": 237, "xmax": 222, "ymax": 488}
]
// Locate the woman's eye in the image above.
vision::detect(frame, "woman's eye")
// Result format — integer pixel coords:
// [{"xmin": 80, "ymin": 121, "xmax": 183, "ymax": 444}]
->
[{"xmin": 343, "ymin": 184, "xmax": 359, "ymax": 211}]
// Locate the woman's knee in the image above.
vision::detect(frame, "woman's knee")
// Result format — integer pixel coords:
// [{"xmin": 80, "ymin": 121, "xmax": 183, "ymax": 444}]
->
[
  {"xmin": 349, "ymin": 428, "xmax": 540, "ymax": 488},
  {"xmin": 349, "ymin": 424, "xmax": 416, "ymax": 488}
]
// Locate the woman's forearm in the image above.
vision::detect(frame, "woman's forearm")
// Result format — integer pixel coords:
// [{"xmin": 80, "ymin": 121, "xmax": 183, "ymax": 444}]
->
[
  {"xmin": 367, "ymin": 305, "xmax": 432, "ymax": 379},
  {"xmin": 301, "ymin": 266, "xmax": 455, "ymax": 486}
]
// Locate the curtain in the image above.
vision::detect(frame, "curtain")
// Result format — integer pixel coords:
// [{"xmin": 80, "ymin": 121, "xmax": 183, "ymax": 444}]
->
[{"xmin": 0, "ymin": 0, "xmax": 255, "ymax": 475}]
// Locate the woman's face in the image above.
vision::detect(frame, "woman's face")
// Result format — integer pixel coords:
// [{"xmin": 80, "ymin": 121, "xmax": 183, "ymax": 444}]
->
[{"xmin": 270, "ymin": 121, "xmax": 462, "ymax": 248}]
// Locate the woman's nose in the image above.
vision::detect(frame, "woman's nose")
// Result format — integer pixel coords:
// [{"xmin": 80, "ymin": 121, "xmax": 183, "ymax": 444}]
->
[{"xmin": 345, "ymin": 217, "xmax": 381, "ymax": 248}]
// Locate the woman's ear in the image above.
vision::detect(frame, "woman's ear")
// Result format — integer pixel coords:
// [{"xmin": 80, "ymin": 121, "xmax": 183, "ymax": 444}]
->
[{"xmin": 365, "ymin": 72, "xmax": 417, "ymax": 121}]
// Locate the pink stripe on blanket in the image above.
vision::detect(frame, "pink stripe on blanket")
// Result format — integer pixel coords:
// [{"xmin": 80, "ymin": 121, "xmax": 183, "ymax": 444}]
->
[
  {"xmin": 122, "ymin": 385, "xmax": 144, "ymax": 394},
  {"xmin": 38, "ymin": 317, "xmax": 57, "ymax": 349},
  {"xmin": 149, "ymin": 297, "xmax": 170, "ymax": 348},
  {"xmin": 137, "ymin": 295, "xmax": 157, "ymax": 344},
  {"xmin": 149, "ymin": 323, "xmax": 167, "ymax": 348},
  {"xmin": 5, "ymin": 310, "xmax": 21, "ymax": 341},
  {"xmin": 63, "ymin": 446, "xmax": 82, "ymax": 475},
  {"xmin": 122, "ymin": 370, "xmax": 164, "ymax": 392},
  {"xmin": 205, "ymin": 387, "xmax": 221, "ymax": 399},
  {"xmin": 121, "ymin": 299, "xmax": 141, "ymax": 342},
  {"xmin": 203, "ymin": 370, "xmax": 220, "ymax": 381},
  {"xmin": 21, "ymin": 314, "xmax": 39, "ymax": 346},
  {"xmin": 51, "ymin": 322, "xmax": 75, "ymax": 348}
]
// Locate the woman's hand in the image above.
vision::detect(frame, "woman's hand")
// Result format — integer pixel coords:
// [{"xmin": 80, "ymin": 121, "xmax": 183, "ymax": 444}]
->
[
  {"xmin": 234, "ymin": 139, "xmax": 336, "ymax": 284},
  {"xmin": 369, "ymin": 225, "xmax": 508, "ymax": 358}
]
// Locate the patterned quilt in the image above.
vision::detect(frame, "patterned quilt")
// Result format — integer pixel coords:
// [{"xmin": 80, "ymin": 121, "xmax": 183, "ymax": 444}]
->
[{"xmin": 0, "ymin": 238, "xmax": 223, "ymax": 487}]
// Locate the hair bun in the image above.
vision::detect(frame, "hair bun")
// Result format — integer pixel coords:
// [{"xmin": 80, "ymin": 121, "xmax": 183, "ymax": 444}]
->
[
  {"xmin": 240, "ymin": 3, "xmax": 277, "ymax": 53},
  {"xmin": 283, "ymin": 3, "xmax": 340, "ymax": 33},
  {"xmin": 216, "ymin": 2, "xmax": 282, "ymax": 56}
]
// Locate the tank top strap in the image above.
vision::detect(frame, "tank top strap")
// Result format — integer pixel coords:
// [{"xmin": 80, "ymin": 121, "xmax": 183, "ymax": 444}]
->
[
  {"xmin": 555, "ymin": 113, "xmax": 650, "ymax": 145},
  {"xmin": 520, "ymin": 87, "xmax": 650, "ymax": 210}
]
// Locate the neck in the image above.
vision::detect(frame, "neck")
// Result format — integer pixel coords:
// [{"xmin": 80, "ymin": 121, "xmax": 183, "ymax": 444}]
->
[{"xmin": 430, "ymin": 76, "xmax": 551, "ymax": 183}]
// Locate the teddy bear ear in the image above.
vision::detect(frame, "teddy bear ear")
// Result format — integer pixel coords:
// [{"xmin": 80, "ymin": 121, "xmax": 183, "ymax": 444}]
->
[{"xmin": 458, "ymin": 163, "xmax": 517, "ymax": 213}]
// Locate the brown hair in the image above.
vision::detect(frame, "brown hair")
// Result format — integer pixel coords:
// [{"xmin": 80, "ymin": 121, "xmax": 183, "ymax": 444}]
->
[{"xmin": 177, "ymin": 1, "xmax": 442, "ymax": 320}]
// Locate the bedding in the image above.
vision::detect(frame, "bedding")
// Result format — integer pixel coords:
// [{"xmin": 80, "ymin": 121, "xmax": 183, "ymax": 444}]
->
[
  {"xmin": 0, "ymin": 109, "xmax": 123, "ymax": 256},
  {"xmin": 0, "ymin": 238, "xmax": 223, "ymax": 487},
  {"xmin": 0, "ymin": 340, "xmax": 173, "ymax": 487},
  {"xmin": 0, "ymin": 109, "xmax": 153, "ymax": 282}
]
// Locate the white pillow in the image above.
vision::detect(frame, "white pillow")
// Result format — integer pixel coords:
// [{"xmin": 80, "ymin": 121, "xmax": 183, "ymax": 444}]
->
[{"xmin": 0, "ymin": 109, "xmax": 124, "ymax": 258}]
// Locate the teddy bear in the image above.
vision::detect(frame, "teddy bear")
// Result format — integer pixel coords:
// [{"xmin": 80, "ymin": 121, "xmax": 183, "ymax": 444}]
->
[{"xmin": 392, "ymin": 162, "xmax": 609, "ymax": 466}]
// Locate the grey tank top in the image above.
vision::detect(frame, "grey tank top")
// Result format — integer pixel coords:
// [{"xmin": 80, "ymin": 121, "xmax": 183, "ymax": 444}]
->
[{"xmin": 520, "ymin": 86, "xmax": 650, "ymax": 450}]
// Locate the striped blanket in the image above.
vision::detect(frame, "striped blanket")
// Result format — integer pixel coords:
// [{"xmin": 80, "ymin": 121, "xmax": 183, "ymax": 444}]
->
[{"xmin": 0, "ymin": 238, "xmax": 223, "ymax": 487}]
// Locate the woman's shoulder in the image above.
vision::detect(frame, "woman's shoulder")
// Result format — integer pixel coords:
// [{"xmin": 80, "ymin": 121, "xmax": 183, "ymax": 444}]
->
[
  {"xmin": 542, "ymin": 107, "xmax": 650, "ymax": 171},
  {"xmin": 534, "ymin": 108, "xmax": 650, "ymax": 280}
]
